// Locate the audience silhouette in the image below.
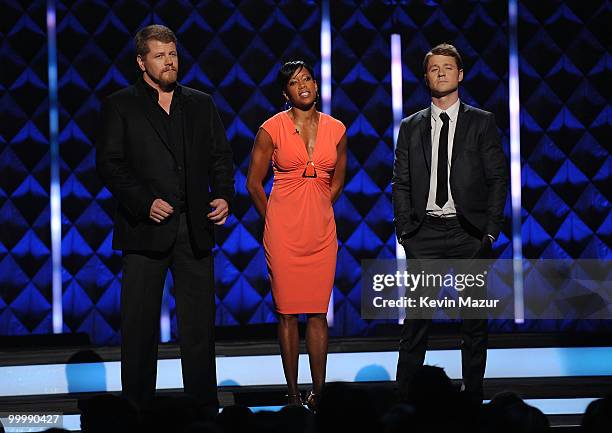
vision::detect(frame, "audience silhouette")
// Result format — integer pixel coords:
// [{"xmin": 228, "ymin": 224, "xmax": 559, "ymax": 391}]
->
[{"xmin": 38, "ymin": 366, "xmax": 607, "ymax": 432}]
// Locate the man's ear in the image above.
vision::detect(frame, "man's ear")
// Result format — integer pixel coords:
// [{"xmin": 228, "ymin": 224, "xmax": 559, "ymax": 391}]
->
[
  {"xmin": 137, "ymin": 55, "xmax": 145, "ymax": 72},
  {"xmin": 458, "ymin": 69, "xmax": 464, "ymax": 83},
  {"xmin": 424, "ymin": 74, "xmax": 430, "ymax": 88}
]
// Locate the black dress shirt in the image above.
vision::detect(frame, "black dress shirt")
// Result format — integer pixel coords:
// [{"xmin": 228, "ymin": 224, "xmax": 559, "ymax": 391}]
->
[{"xmin": 142, "ymin": 79, "xmax": 187, "ymax": 211}]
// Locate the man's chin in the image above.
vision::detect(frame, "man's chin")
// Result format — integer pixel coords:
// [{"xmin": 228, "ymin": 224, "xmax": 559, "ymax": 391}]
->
[
  {"xmin": 159, "ymin": 77, "xmax": 178, "ymax": 90},
  {"xmin": 431, "ymin": 87, "xmax": 458, "ymax": 98},
  {"xmin": 145, "ymin": 71, "xmax": 177, "ymax": 90}
]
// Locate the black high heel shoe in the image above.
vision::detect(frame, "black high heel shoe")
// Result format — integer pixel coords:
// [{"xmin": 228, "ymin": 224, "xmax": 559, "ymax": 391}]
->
[
  {"xmin": 286, "ymin": 392, "xmax": 303, "ymax": 406},
  {"xmin": 305, "ymin": 390, "xmax": 320, "ymax": 412}
]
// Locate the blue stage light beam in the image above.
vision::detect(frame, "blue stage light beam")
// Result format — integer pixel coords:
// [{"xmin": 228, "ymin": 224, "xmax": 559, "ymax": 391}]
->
[
  {"xmin": 160, "ymin": 277, "xmax": 172, "ymax": 343},
  {"xmin": 47, "ymin": 0, "xmax": 62, "ymax": 334},
  {"xmin": 320, "ymin": 0, "xmax": 332, "ymax": 115},
  {"xmin": 508, "ymin": 0, "xmax": 524, "ymax": 323},
  {"xmin": 391, "ymin": 33, "xmax": 407, "ymax": 323},
  {"xmin": 391, "ymin": 33, "xmax": 404, "ymax": 263},
  {"xmin": 321, "ymin": 0, "xmax": 334, "ymax": 326}
]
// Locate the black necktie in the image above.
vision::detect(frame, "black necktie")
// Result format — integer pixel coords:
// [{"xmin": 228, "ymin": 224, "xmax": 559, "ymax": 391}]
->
[{"xmin": 436, "ymin": 112, "xmax": 450, "ymax": 208}]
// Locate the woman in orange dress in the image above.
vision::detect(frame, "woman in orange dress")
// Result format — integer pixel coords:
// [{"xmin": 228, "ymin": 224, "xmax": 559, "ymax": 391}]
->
[{"xmin": 247, "ymin": 60, "xmax": 347, "ymax": 409}]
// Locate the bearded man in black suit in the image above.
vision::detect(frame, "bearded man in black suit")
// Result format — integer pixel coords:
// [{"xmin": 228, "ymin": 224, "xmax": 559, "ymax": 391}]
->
[
  {"xmin": 96, "ymin": 25, "xmax": 234, "ymax": 410},
  {"xmin": 392, "ymin": 43, "xmax": 508, "ymax": 402}
]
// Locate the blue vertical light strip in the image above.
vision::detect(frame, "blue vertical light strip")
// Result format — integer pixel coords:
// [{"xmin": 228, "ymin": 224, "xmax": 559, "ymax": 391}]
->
[
  {"xmin": 47, "ymin": 0, "xmax": 63, "ymax": 333},
  {"xmin": 320, "ymin": 0, "xmax": 332, "ymax": 115},
  {"xmin": 160, "ymin": 279, "xmax": 171, "ymax": 342},
  {"xmin": 321, "ymin": 0, "xmax": 333, "ymax": 325},
  {"xmin": 508, "ymin": 0, "xmax": 524, "ymax": 323},
  {"xmin": 390, "ymin": 33, "xmax": 404, "ymax": 262},
  {"xmin": 391, "ymin": 33, "xmax": 406, "ymax": 324}
]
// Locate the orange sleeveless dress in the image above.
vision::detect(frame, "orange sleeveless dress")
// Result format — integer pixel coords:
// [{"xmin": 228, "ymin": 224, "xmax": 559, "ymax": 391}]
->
[{"xmin": 261, "ymin": 111, "xmax": 346, "ymax": 314}]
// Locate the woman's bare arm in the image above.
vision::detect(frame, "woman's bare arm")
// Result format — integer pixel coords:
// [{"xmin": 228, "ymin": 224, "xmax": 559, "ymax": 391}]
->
[
  {"xmin": 246, "ymin": 128, "xmax": 274, "ymax": 218},
  {"xmin": 331, "ymin": 133, "xmax": 347, "ymax": 203}
]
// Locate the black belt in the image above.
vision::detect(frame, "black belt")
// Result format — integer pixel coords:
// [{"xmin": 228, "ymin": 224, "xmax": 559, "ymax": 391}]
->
[
  {"xmin": 424, "ymin": 214, "xmax": 458, "ymax": 223},
  {"xmin": 425, "ymin": 213, "xmax": 457, "ymax": 219}
]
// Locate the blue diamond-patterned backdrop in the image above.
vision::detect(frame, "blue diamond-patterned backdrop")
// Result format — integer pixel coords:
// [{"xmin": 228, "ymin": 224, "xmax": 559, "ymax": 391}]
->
[
  {"xmin": 1, "ymin": 1, "xmax": 610, "ymax": 343},
  {"xmin": 516, "ymin": 0, "xmax": 610, "ymax": 332},
  {"xmin": 1, "ymin": 1, "xmax": 53, "ymax": 335},
  {"xmin": 329, "ymin": 2, "xmax": 396, "ymax": 337}
]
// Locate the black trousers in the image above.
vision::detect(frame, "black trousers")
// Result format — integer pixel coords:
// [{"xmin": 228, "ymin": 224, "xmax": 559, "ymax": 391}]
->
[
  {"xmin": 397, "ymin": 215, "xmax": 489, "ymax": 400},
  {"xmin": 120, "ymin": 213, "xmax": 217, "ymax": 409}
]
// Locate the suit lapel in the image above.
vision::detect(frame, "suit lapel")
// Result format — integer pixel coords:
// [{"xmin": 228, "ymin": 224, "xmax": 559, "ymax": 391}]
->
[
  {"xmin": 420, "ymin": 107, "xmax": 432, "ymax": 173},
  {"xmin": 136, "ymin": 82, "xmax": 177, "ymax": 160},
  {"xmin": 452, "ymin": 102, "xmax": 470, "ymax": 163}
]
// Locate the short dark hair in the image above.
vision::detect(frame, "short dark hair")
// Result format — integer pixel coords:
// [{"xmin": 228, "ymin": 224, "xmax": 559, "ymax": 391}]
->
[
  {"xmin": 423, "ymin": 43, "xmax": 463, "ymax": 73},
  {"xmin": 134, "ymin": 25, "xmax": 177, "ymax": 57},
  {"xmin": 278, "ymin": 60, "xmax": 316, "ymax": 92}
]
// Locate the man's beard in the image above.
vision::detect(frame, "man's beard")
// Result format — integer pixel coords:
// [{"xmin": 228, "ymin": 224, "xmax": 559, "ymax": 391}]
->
[{"xmin": 147, "ymin": 69, "xmax": 177, "ymax": 90}]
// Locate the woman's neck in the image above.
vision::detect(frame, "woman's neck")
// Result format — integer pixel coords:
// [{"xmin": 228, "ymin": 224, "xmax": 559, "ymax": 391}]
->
[{"xmin": 289, "ymin": 105, "xmax": 318, "ymax": 123}]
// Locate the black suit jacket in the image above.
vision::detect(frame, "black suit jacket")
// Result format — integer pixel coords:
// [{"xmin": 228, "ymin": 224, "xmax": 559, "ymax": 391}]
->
[
  {"xmin": 96, "ymin": 80, "xmax": 234, "ymax": 252},
  {"xmin": 392, "ymin": 102, "xmax": 508, "ymax": 241}
]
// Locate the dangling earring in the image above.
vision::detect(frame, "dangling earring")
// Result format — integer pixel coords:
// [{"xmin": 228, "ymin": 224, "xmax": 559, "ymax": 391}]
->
[{"xmin": 283, "ymin": 98, "xmax": 291, "ymax": 110}]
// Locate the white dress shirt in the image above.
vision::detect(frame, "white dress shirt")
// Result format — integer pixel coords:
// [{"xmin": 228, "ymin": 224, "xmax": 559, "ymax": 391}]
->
[{"xmin": 426, "ymin": 98, "xmax": 461, "ymax": 217}]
